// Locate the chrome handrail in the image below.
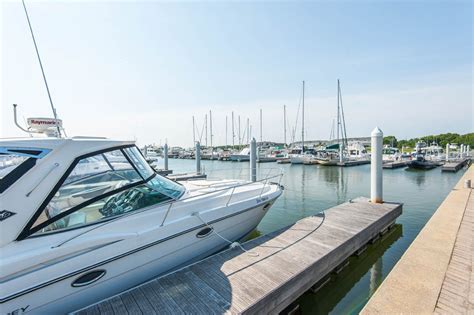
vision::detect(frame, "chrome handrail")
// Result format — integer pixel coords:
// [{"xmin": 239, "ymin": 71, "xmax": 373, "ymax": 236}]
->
[{"xmin": 160, "ymin": 202, "xmax": 173, "ymax": 227}]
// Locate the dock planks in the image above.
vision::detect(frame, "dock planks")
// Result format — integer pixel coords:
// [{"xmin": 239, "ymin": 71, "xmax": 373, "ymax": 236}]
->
[
  {"xmin": 76, "ymin": 198, "xmax": 402, "ymax": 315},
  {"xmin": 442, "ymin": 158, "xmax": 471, "ymax": 172}
]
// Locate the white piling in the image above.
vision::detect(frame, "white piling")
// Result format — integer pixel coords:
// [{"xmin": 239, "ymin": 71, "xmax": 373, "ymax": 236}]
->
[
  {"xmin": 371, "ymin": 127, "xmax": 383, "ymax": 204},
  {"xmin": 461, "ymin": 144, "xmax": 465, "ymax": 158},
  {"xmin": 163, "ymin": 143, "xmax": 169, "ymax": 171},
  {"xmin": 446, "ymin": 143, "xmax": 449, "ymax": 162},
  {"xmin": 468, "ymin": 145, "xmax": 471, "ymax": 156},
  {"xmin": 195, "ymin": 141, "xmax": 201, "ymax": 174},
  {"xmin": 250, "ymin": 138, "xmax": 257, "ymax": 182}
]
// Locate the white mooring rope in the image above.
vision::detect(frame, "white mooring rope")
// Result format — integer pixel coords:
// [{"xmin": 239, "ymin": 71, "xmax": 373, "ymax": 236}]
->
[{"xmin": 192, "ymin": 212, "xmax": 259, "ymax": 257}]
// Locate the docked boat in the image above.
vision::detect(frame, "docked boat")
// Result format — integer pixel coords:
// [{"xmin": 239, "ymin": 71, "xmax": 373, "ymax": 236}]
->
[
  {"xmin": 1, "ymin": 115, "xmax": 282, "ymax": 314},
  {"xmin": 407, "ymin": 153, "xmax": 439, "ymax": 170},
  {"xmin": 230, "ymin": 147, "xmax": 250, "ymax": 162},
  {"xmin": 383, "ymin": 146, "xmax": 401, "ymax": 162}
]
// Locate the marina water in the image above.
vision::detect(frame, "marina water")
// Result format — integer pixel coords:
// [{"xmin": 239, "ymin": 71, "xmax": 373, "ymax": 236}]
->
[{"xmin": 157, "ymin": 158, "xmax": 465, "ymax": 314}]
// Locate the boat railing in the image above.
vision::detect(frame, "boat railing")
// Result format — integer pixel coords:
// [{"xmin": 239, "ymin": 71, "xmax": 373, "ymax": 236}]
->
[
  {"xmin": 160, "ymin": 169, "xmax": 284, "ymax": 226},
  {"xmin": 54, "ymin": 169, "xmax": 283, "ymax": 248}
]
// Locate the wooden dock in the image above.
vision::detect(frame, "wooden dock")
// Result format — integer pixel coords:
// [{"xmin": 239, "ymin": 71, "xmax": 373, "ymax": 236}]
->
[
  {"xmin": 441, "ymin": 158, "xmax": 471, "ymax": 172},
  {"xmin": 383, "ymin": 160, "xmax": 408, "ymax": 169},
  {"xmin": 76, "ymin": 198, "xmax": 402, "ymax": 315}
]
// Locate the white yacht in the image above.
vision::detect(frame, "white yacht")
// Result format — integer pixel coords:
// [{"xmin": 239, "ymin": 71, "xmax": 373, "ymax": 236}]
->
[{"xmin": 0, "ymin": 135, "xmax": 282, "ymax": 314}]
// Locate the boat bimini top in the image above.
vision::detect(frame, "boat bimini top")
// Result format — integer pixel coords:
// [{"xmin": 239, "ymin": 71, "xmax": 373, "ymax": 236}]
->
[{"xmin": 0, "ymin": 137, "xmax": 185, "ymax": 247}]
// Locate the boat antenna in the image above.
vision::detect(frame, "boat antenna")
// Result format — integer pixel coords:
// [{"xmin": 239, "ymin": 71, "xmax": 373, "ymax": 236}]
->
[{"xmin": 21, "ymin": 0, "xmax": 61, "ymax": 138}]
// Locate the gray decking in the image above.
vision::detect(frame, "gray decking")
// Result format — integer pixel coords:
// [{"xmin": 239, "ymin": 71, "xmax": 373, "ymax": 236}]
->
[
  {"xmin": 76, "ymin": 197, "xmax": 402, "ymax": 315},
  {"xmin": 442, "ymin": 158, "xmax": 471, "ymax": 172}
]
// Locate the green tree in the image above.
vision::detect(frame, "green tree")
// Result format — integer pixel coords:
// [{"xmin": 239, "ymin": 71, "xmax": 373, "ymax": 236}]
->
[{"xmin": 383, "ymin": 136, "xmax": 398, "ymax": 147}]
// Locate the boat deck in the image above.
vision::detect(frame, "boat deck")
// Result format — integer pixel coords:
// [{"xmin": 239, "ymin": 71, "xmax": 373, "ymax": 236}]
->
[{"xmin": 76, "ymin": 198, "xmax": 402, "ymax": 314}]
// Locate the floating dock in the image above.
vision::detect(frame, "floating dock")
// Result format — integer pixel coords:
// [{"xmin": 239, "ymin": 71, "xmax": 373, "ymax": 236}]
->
[
  {"xmin": 76, "ymin": 198, "xmax": 402, "ymax": 315},
  {"xmin": 337, "ymin": 159, "xmax": 371, "ymax": 167},
  {"xmin": 362, "ymin": 165, "xmax": 473, "ymax": 314},
  {"xmin": 167, "ymin": 172, "xmax": 207, "ymax": 181},
  {"xmin": 441, "ymin": 158, "xmax": 471, "ymax": 172},
  {"xmin": 382, "ymin": 160, "xmax": 408, "ymax": 169},
  {"xmin": 156, "ymin": 169, "xmax": 173, "ymax": 176}
]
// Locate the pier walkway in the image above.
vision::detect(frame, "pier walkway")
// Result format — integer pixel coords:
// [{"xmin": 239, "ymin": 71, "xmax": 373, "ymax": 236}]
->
[
  {"xmin": 77, "ymin": 198, "xmax": 402, "ymax": 314},
  {"xmin": 362, "ymin": 165, "xmax": 473, "ymax": 314}
]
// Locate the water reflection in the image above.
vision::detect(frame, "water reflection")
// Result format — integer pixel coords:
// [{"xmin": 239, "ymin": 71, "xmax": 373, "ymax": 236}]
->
[
  {"xmin": 405, "ymin": 168, "xmax": 427, "ymax": 187},
  {"xmin": 297, "ymin": 224, "xmax": 403, "ymax": 314},
  {"xmin": 164, "ymin": 159, "xmax": 464, "ymax": 313}
]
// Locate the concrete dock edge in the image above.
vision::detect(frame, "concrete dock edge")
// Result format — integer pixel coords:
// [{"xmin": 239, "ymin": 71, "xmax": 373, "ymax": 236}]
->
[{"xmin": 361, "ymin": 165, "xmax": 473, "ymax": 314}]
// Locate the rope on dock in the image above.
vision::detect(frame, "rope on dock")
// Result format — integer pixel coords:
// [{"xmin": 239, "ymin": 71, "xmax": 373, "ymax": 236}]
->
[{"xmin": 192, "ymin": 212, "xmax": 260, "ymax": 257}]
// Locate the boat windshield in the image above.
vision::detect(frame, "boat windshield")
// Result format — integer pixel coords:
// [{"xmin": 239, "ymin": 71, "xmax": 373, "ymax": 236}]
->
[{"xmin": 30, "ymin": 145, "xmax": 185, "ymax": 235}]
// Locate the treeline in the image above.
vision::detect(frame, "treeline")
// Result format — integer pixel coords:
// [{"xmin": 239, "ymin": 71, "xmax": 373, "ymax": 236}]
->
[{"xmin": 383, "ymin": 133, "xmax": 474, "ymax": 149}]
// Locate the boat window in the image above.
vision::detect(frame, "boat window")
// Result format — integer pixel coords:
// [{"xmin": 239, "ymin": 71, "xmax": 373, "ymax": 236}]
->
[
  {"xmin": 34, "ymin": 182, "xmax": 174, "ymax": 234},
  {"xmin": 0, "ymin": 147, "xmax": 50, "ymax": 193},
  {"xmin": 32, "ymin": 149, "xmax": 142, "ymax": 229},
  {"xmin": 0, "ymin": 155, "xmax": 29, "ymax": 180},
  {"xmin": 123, "ymin": 147, "xmax": 154, "ymax": 179},
  {"xmin": 29, "ymin": 146, "xmax": 185, "ymax": 235}
]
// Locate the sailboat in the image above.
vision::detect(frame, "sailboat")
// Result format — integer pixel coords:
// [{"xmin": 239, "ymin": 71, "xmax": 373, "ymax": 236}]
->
[
  {"xmin": 290, "ymin": 81, "xmax": 310, "ymax": 164},
  {"xmin": 317, "ymin": 79, "xmax": 347, "ymax": 166}
]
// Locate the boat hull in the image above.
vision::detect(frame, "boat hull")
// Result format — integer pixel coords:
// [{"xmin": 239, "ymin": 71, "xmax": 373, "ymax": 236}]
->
[
  {"xmin": 407, "ymin": 160, "xmax": 438, "ymax": 170},
  {"xmin": 2, "ymin": 191, "xmax": 281, "ymax": 314},
  {"xmin": 316, "ymin": 158, "xmax": 339, "ymax": 166},
  {"xmin": 230, "ymin": 154, "xmax": 250, "ymax": 162}
]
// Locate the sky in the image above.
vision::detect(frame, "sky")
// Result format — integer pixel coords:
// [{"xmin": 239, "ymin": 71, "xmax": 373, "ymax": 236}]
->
[{"xmin": 1, "ymin": 0, "xmax": 472, "ymax": 147}]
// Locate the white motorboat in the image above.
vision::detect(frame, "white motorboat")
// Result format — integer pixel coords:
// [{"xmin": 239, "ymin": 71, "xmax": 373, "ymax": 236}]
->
[
  {"xmin": 1, "ymin": 134, "xmax": 282, "ymax": 314},
  {"xmin": 230, "ymin": 147, "xmax": 250, "ymax": 162}
]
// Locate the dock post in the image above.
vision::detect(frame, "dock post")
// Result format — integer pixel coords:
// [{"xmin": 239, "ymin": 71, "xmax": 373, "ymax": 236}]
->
[
  {"xmin": 164, "ymin": 143, "xmax": 169, "ymax": 171},
  {"xmin": 371, "ymin": 127, "xmax": 383, "ymax": 203},
  {"xmin": 446, "ymin": 143, "xmax": 449, "ymax": 162},
  {"xmin": 196, "ymin": 141, "xmax": 201, "ymax": 174},
  {"xmin": 468, "ymin": 145, "xmax": 471, "ymax": 156},
  {"xmin": 250, "ymin": 137, "xmax": 257, "ymax": 182}
]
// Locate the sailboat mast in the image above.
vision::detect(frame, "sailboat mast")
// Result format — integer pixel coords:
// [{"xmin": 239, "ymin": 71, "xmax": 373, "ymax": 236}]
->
[
  {"xmin": 205, "ymin": 114, "xmax": 208, "ymax": 147},
  {"xmin": 337, "ymin": 79, "xmax": 343, "ymax": 162},
  {"xmin": 283, "ymin": 105, "xmax": 287, "ymax": 146},
  {"xmin": 209, "ymin": 110, "xmax": 213, "ymax": 148},
  {"xmin": 339, "ymin": 81, "xmax": 348, "ymax": 147},
  {"xmin": 238, "ymin": 115, "xmax": 241, "ymax": 146},
  {"xmin": 192, "ymin": 116, "xmax": 196, "ymax": 144},
  {"xmin": 225, "ymin": 115, "xmax": 228, "ymax": 148},
  {"xmin": 232, "ymin": 111, "xmax": 235, "ymax": 147},
  {"xmin": 260, "ymin": 108, "xmax": 263, "ymax": 144},
  {"xmin": 337, "ymin": 79, "xmax": 340, "ymax": 145},
  {"xmin": 302, "ymin": 81, "xmax": 305, "ymax": 153}
]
